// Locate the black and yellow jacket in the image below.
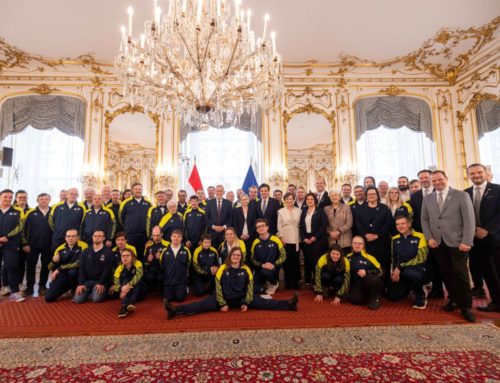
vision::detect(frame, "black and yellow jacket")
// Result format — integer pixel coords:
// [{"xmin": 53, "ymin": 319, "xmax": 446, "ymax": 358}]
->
[
  {"xmin": 146, "ymin": 205, "xmax": 167, "ymax": 238},
  {"xmin": 391, "ymin": 230, "xmax": 427, "ymax": 271},
  {"xmin": 159, "ymin": 211, "xmax": 185, "ymax": 241},
  {"xmin": 111, "ymin": 244, "xmax": 137, "ymax": 269},
  {"xmin": 184, "ymin": 207, "xmax": 206, "ymax": 245},
  {"xmin": 193, "ymin": 245, "xmax": 219, "ymax": 275},
  {"xmin": 113, "ymin": 260, "xmax": 144, "ymax": 292},
  {"xmin": 346, "ymin": 250, "xmax": 382, "ymax": 283},
  {"xmin": 144, "ymin": 239, "xmax": 170, "ymax": 270},
  {"xmin": 218, "ymin": 239, "xmax": 247, "ymax": 263},
  {"xmin": 118, "ymin": 197, "xmax": 152, "ymax": 238},
  {"xmin": 159, "ymin": 244, "xmax": 191, "ymax": 286},
  {"xmin": 48, "ymin": 240, "xmax": 88, "ymax": 271},
  {"xmin": 49, "ymin": 201, "xmax": 86, "ymax": 243},
  {"xmin": 215, "ymin": 264, "xmax": 254, "ymax": 306},
  {"xmin": 250, "ymin": 235, "xmax": 286, "ymax": 267},
  {"xmin": 81, "ymin": 207, "xmax": 117, "ymax": 242},
  {"xmin": 0, "ymin": 205, "xmax": 25, "ymax": 249},
  {"xmin": 22, "ymin": 207, "xmax": 52, "ymax": 248},
  {"xmin": 314, "ymin": 254, "xmax": 350, "ymax": 296}
]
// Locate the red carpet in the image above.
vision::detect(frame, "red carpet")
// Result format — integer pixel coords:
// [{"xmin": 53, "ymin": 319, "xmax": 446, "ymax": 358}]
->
[{"xmin": 1, "ymin": 292, "xmax": 499, "ymax": 338}]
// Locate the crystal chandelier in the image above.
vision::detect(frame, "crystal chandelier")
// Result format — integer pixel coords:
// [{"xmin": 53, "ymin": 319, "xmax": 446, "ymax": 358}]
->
[{"xmin": 115, "ymin": 0, "xmax": 283, "ymax": 126}]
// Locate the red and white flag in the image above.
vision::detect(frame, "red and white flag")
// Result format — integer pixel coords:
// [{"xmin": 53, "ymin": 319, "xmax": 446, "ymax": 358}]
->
[{"xmin": 186, "ymin": 163, "xmax": 204, "ymax": 197}]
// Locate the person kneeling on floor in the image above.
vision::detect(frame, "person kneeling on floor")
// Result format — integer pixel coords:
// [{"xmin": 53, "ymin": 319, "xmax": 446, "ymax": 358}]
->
[
  {"xmin": 115, "ymin": 249, "xmax": 147, "ymax": 318},
  {"xmin": 165, "ymin": 247, "xmax": 298, "ymax": 319},
  {"xmin": 313, "ymin": 244, "xmax": 350, "ymax": 306},
  {"xmin": 74, "ymin": 230, "xmax": 114, "ymax": 304},
  {"xmin": 387, "ymin": 215, "xmax": 429, "ymax": 309}
]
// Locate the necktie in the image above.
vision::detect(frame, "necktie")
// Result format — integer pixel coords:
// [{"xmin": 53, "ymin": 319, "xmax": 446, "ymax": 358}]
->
[
  {"xmin": 473, "ymin": 187, "xmax": 482, "ymax": 225},
  {"xmin": 437, "ymin": 192, "xmax": 444, "ymax": 212},
  {"xmin": 262, "ymin": 199, "xmax": 267, "ymax": 214},
  {"xmin": 217, "ymin": 199, "xmax": 221, "ymax": 225}
]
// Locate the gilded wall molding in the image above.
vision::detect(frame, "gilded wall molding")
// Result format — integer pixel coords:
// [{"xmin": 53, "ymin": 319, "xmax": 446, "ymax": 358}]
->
[
  {"xmin": 284, "ymin": 86, "xmax": 332, "ymax": 109},
  {"xmin": 29, "ymin": 83, "xmax": 60, "ymax": 95}
]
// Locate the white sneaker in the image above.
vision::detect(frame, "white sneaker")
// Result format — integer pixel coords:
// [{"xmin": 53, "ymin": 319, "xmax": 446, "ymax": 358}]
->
[
  {"xmin": 0, "ymin": 286, "xmax": 11, "ymax": 296},
  {"xmin": 260, "ymin": 294, "xmax": 272, "ymax": 299},
  {"xmin": 10, "ymin": 293, "xmax": 25, "ymax": 302},
  {"xmin": 266, "ymin": 282, "xmax": 279, "ymax": 295}
]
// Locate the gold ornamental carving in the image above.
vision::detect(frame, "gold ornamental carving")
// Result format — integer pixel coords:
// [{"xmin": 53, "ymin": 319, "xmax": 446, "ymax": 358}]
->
[
  {"xmin": 29, "ymin": 83, "xmax": 60, "ymax": 95},
  {"xmin": 378, "ymin": 85, "xmax": 406, "ymax": 96},
  {"xmin": 285, "ymin": 86, "xmax": 332, "ymax": 109}
]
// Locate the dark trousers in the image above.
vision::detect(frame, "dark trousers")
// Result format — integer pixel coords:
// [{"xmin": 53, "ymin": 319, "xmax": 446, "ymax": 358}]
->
[
  {"xmin": 348, "ymin": 274, "xmax": 383, "ymax": 304},
  {"xmin": 26, "ymin": 246, "xmax": 52, "ymax": 289},
  {"xmin": 469, "ymin": 244, "xmax": 485, "ymax": 290},
  {"xmin": 283, "ymin": 244, "xmax": 300, "ymax": 289},
  {"xmin": 433, "ymin": 242, "xmax": 472, "ymax": 309},
  {"xmin": 121, "ymin": 280, "xmax": 147, "ymax": 306},
  {"xmin": 426, "ymin": 248, "xmax": 444, "ymax": 295},
  {"xmin": 302, "ymin": 234, "xmax": 327, "ymax": 284},
  {"xmin": 254, "ymin": 267, "xmax": 279, "ymax": 293},
  {"xmin": 320, "ymin": 270, "xmax": 344, "ymax": 294},
  {"xmin": 0, "ymin": 248, "xmax": 20, "ymax": 292},
  {"xmin": 128, "ymin": 234, "xmax": 147, "ymax": 262},
  {"xmin": 45, "ymin": 269, "xmax": 78, "ymax": 303},
  {"xmin": 176, "ymin": 294, "xmax": 290, "ymax": 315},
  {"xmin": 192, "ymin": 273, "xmax": 215, "ymax": 296},
  {"xmin": 472, "ymin": 235, "xmax": 500, "ymax": 306},
  {"xmin": 387, "ymin": 265, "xmax": 429, "ymax": 301},
  {"xmin": 144, "ymin": 267, "xmax": 163, "ymax": 292},
  {"xmin": 18, "ymin": 249, "xmax": 28, "ymax": 286},
  {"xmin": 163, "ymin": 284, "xmax": 187, "ymax": 302},
  {"xmin": 365, "ymin": 237, "xmax": 391, "ymax": 286},
  {"xmin": 209, "ymin": 230, "xmax": 225, "ymax": 251}
]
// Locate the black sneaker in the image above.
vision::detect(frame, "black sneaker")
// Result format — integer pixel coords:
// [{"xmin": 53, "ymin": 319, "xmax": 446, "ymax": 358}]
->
[
  {"xmin": 38, "ymin": 286, "xmax": 47, "ymax": 296},
  {"xmin": 368, "ymin": 299, "xmax": 380, "ymax": 310},
  {"xmin": 460, "ymin": 308, "xmax": 476, "ymax": 323},
  {"xmin": 288, "ymin": 292, "xmax": 299, "ymax": 311},
  {"xmin": 24, "ymin": 287, "xmax": 35, "ymax": 296},
  {"xmin": 118, "ymin": 305, "xmax": 128, "ymax": 318},
  {"xmin": 165, "ymin": 302, "xmax": 177, "ymax": 320}
]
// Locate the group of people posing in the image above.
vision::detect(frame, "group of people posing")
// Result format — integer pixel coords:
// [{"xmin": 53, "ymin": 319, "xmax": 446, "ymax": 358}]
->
[{"xmin": 0, "ymin": 163, "xmax": 498, "ymax": 323}]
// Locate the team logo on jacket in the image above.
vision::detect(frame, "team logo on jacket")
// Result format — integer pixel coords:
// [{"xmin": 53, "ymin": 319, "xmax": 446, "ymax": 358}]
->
[
  {"xmin": 238, "ymin": 271, "xmax": 245, "ymax": 276},
  {"xmin": 99, "ymin": 255, "xmax": 105, "ymax": 261}
]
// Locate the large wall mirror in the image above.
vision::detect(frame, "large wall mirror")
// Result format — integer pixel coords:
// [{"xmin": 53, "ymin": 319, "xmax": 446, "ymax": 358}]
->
[
  {"xmin": 104, "ymin": 105, "xmax": 159, "ymax": 197},
  {"xmin": 284, "ymin": 106, "xmax": 336, "ymax": 192}
]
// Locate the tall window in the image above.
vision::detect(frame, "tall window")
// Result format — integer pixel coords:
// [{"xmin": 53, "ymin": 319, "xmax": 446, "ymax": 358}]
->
[
  {"xmin": 0, "ymin": 126, "xmax": 84, "ymax": 205},
  {"xmin": 478, "ymin": 127, "xmax": 500, "ymax": 180},
  {"xmin": 180, "ymin": 126, "xmax": 262, "ymax": 192},
  {"xmin": 357, "ymin": 126, "xmax": 436, "ymax": 186}
]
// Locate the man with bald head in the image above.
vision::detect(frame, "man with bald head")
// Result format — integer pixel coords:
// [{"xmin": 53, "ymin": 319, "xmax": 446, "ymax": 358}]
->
[{"xmin": 49, "ymin": 187, "xmax": 86, "ymax": 250}]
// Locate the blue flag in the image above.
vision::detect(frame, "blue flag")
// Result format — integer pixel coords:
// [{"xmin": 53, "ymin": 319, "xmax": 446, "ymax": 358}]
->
[{"xmin": 242, "ymin": 164, "xmax": 259, "ymax": 194}]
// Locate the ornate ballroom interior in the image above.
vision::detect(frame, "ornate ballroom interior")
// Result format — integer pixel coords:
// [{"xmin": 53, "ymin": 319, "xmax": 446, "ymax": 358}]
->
[{"xmin": 0, "ymin": 1, "xmax": 498, "ymax": 198}]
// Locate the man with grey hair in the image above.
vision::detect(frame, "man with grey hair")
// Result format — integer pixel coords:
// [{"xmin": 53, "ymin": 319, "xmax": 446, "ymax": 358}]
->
[
  {"xmin": 378, "ymin": 181, "xmax": 389, "ymax": 205},
  {"xmin": 159, "ymin": 200, "xmax": 185, "ymax": 241},
  {"xmin": 83, "ymin": 188, "xmax": 96, "ymax": 210},
  {"xmin": 206, "ymin": 185, "xmax": 232, "ymax": 248}
]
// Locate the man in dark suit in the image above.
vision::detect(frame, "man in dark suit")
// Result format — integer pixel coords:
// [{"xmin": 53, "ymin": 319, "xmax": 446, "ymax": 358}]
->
[
  {"xmin": 421, "ymin": 170, "xmax": 476, "ymax": 322},
  {"xmin": 254, "ymin": 183, "xmax": 280, "ymax": 235},
  {"xmin": 465, "ymin": 163, "xmax": 500, "ymax": 312},
  {"xmin": 205, "ymin": 185, "xmax": 232, "ymax": 249},
  {"xmin": 315, "ymin": 178, "xmax": 332, "ymax": 210},
  {"xmin": 410, "ymin": 169, "xmax": 443, "ymax": 299}
]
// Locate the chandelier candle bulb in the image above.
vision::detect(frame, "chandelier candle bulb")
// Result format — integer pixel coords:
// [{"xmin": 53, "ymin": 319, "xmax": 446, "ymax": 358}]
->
[
  {"xmin": 127, "ymin": 6, "xmax": 134, "ymax": 36},
  {"xmin": 262, "ymin": 13, "xmax": 269, "ymax": 41},
  {"xmin": 155, "ymin": 7, "xmax": 161, "ymax": 25},
  {"xmin": 182, "ymin": 0, "xmax": 187, "ymax": 15},
  {"xmin": 153, "ymin": 0, "xmax": 158, "ymax": 21},
  {"xmin": 234, "ymin": 0, "xmax": 240, "ymax": 22},
  {"xmin": 196, "ymin": 0, "xmax": 203, "ymax": 24},
  {"xmin": 246, "ymin": 9, "xmax": 251, "ymax": 33},
  {"xmin": 271, "ymin": 31, "xmax": 276, "ymax": 56}
]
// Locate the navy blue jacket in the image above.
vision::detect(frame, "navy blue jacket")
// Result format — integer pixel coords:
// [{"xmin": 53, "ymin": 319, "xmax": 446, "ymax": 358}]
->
[
  {"xmin": 78, "ymin": 246, "xmax": 114, "ymax": 285},
  {"xmin": 160, "ymin": 244, "xmax": 191, "ymax": 286},
  {"xmin": 49, "ymin": 201, "xmax": 86, "ymax": 243},
  {"xmin": 0, "ymin": 205, "xmax": 24, "ymax": 249},
  {"xmin": 119, "ymin": 197, "xmax": 152, "ymax": 239},
  {"xmin": 23, "ymin": 207, "xmax": 52, "ymax": 248}
]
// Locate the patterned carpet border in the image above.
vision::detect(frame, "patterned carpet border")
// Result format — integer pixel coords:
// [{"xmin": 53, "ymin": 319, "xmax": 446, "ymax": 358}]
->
[{"xmin": 0, "ymin": 323, "xmax": 498, "ymax": 368}]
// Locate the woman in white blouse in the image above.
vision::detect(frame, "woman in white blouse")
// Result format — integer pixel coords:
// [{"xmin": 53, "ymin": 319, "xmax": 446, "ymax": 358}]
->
[{"xmin": 277, "ymin": 192, "xmax": 302, "ymax": 289}]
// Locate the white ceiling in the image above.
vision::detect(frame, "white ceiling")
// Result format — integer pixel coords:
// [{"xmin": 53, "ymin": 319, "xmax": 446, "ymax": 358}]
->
[
  {"xmin": 109, "ymin": 112, "xmax": 156, "ymax": 148},
  {"xmin": 0, "ymin": 0, "xmax": 498, "ymax": 63}
]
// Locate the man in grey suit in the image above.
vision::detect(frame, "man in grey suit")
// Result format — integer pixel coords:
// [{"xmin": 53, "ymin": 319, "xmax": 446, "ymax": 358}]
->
[{"xmin": 421, "ymin": 170, "xmax": 476, "ymax": 322}]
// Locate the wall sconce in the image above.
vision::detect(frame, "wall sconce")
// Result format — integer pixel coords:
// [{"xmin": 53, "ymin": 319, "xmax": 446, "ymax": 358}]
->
[
  {"xmin": 336, "ymin": 167, "xmax": 358, "ymax": 186},
  {"xmin": 269, "ymin": 164, "xmax": 287, "ymax": 186},
  {"xmin": 155, "ymin": 164, "xmax": 176, "ymax": 190},
  {"xmin": 80, "ymin": 163, "xmax": 103, "ymax": 189}
]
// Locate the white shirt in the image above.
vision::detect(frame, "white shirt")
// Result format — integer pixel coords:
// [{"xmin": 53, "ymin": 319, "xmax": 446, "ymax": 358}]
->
[
  {"xmin": 305, "ymin": 209, "xmax": 314, "ymax": 233},
  {"xmin": 134, "ymin": 198, "xmax": 142, "ymax": 203},
  {"xmin": 400, "ymin": 191, "xmax": 410, "ymax": 202},
  {"xmin": 296, "ymin": 199, "xmax": 305, "ymax": 209},
  {"xmin": 317, "ymin": 191, "xmax": 325, "ymax": 202},
  {"xmin": 67, "ymin": 202, "xmax": 75, "ymax": 209},
  {"xmin": 422, "ymin": 187, "xmax": 432, "ymax": 197},
  {"xmin": 171, "ymin": 244, "xmax": 181, "ymax": 257},
  {"xmin": 341, "ymin": 197, "xmax": 351, "ymax": 204},
  {"xmin": 474, "ymin": 181, "xmax": 487, "ymax": 199},
  {"xmin": 436, "ymin": 186, "xmax": 450, "ymax": 203}
]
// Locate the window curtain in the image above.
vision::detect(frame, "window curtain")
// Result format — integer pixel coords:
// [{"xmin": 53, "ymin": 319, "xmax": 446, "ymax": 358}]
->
[
  {"xmin": 180, "ymin": 110, "xmax": 262, "ymax": 142},
  {"xmin": 0, "ymin": 95, "xmax": 86, "ymax": 141},
  {"xmin": 476, "ymin": 99, "xmax": 500, "ymax": 138},
  {"xmin": 355, "ymin": 96, "xmax": 433, "ymax": 140}
]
